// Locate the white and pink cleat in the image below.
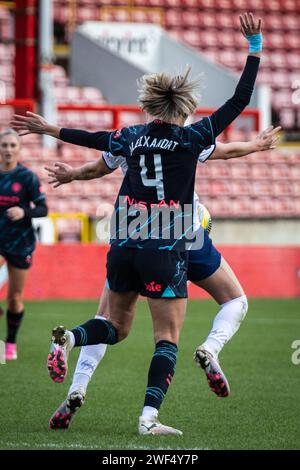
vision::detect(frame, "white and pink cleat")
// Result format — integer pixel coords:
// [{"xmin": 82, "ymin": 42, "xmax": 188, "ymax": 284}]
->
[
  {"xmin": 47, "ymin": 326, "xmax": 73, "ymax": 383},
  {"xmin": 194, "ymin": 346, "xmax": 230, "ymax": 398},
  {"xmin": 5, "ymin": 342, "xmax": 17, "ymax": 360}
]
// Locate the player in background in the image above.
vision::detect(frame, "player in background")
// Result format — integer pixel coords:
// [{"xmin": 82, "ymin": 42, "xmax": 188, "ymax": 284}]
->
[
  {"xmin": 0, "ymin": 129, "xmax": 48, "ymax": 360},
  {"xmin": 12, "ymin": 13, "xmax": 263, "ymax": 435},
  {"xmin": 45, "ymin": 126, "xmax": 280, "ymax": 430}
]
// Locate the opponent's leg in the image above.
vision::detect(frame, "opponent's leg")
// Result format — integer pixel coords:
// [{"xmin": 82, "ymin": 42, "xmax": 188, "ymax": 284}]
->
[
  {"xmin": 193, "ymin": 257, "xmax": 248, "ymax": 397},
  {"xmin": 68, "ymin": 287, "xmax": 110, "ymax": 396},
  {"xmin": 50, "ymin": 287, "xmax": 110, "ymax": 429}
]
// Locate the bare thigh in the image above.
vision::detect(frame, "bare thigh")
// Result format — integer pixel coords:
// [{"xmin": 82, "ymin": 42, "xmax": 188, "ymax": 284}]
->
[
  {"xmin": 194, "ymin": 256, "xmax": 245, "ymax": 305},
  {"xmin": 147, "ymin": 298, "xmax": 187, "ymax": 345}
]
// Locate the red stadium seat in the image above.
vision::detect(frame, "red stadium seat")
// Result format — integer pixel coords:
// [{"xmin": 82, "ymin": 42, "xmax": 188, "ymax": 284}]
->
[
  {"xmin": 182, "ymin": 10, "xmax": 202, "ymax": 28},
  {"xmin": 230, "ymin": 162, "xmax": 250, "ymax": 179},
  {"xmin": 164, "ymin": 0, "xmax": 184, "ymax": 7},
  {"xmin": 230, "ymin": 179, "xmax": 252, "ymax": 196},
  {"xmin": 271, "ymin": 163, "xmax": 291, "ymax": 179},
  {"xmin": 181, "ymin": 30, "xmax": 202, "ymax": 48},
  {"xmin": 216, "ymin": 12, "xmax": 234, "ymax": 29},
  {"xmin": 251, "ymin": 163, "xmax": 271, "ymax": 180},
  {"xmin": 282, "ymin": 14, "xmax": 299, "ymax": 30},
  {"xmin": 207, "ymin": 161, "xmax": 230, "ymax": 179},
  {"xmin": 131, "ymin": 9, "xmax": 149, "ymax": 23},
  {"xmin": 252, "ymin": 197, "xmax": 275, "ymax": 216},
  {"xmin": 263, "ymin": 13, "xmax": 283, "ymax": 31},
  {"xmin": 279, "ymin": 0, "xmax": 298, "ymax": 12},
  {"xmin": 165, "ymin": 9, "xmax": 182, "ymax": 27},
  {"xmin": 77, "ymin": 6, "xmax": 99, "ymax": 23},
  {"xmin": 214, "ymin": 0, "xmax": 233, "ymax": 10},
  {"xmin": 264, "ymin": 0, "xmax": 281, "ymax": 11},
  {"xmin": 286, "ymin": 53, "xmax": 300, "ymax": 70},
  {"xmin": 197, "ymin": 12, "xmax": 216, "ymax": 29}
]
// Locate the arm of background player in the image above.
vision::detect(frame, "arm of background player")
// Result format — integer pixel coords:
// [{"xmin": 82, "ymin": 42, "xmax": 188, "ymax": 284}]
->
[
  {"xmin": 11, "ymin": 112, "xmax": 113, "ymax": 151},
  {"xmin": 211, "ymin": 126, "xmax": 281, "ymax": 160},
  {"xmin": 23, "ymin": 200, "xmax": 48, "ymax": 218},
  {"xmin": 45, "ymin": 158, "xmax": 113, "ymax": 188},
  {"xmin": 23, "ymin": 173, "xmax": 48, "ymax": 218}
]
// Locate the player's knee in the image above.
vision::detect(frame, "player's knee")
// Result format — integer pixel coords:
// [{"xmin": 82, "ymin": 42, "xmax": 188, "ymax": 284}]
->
[
  {"xmin": 109, "ymin": 320, "xmax": 130, "ymax": 342},
  {"xmin": 240, "ymin": 295, "xmax": 248, "ymax": 320},
  {"xmin": 115, "ymin": 325, "xmax": 130, "ymax": 342},
  {"xmin": 229, "ymin": 294, "xmax": 248, "ymax": 322},
  {"xmin": 7, "ymin": 294, "xmax": 23, "ymax": 313},
  {"xmin": 154, "ymin": 327, "xmax": 180, "ymax": 345}
]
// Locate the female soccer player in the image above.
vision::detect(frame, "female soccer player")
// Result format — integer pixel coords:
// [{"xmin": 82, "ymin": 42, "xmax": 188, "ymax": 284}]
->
[
  {"xmin": 0, "ymin": 129, "xmax": 48, "ymax": 360},
  {"xmin": 12, "ymin": 13, "xmax": 263, "ymax": 435},
  {"xmin": 44, "ymin": 125, "xmax": 279, "ymax": 430}
]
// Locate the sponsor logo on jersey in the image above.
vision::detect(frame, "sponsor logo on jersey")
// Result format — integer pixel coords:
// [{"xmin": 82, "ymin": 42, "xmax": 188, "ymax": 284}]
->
[
  {"xmin": 123, "ymin": 195, "xmax": 180, "ymax": 210},
  {"xmin": 113, "ymin": 129, "xmax": 122, "ymax": 139},
  {"xmin": 11, "ymin": 182, "xmax": 22, "ymax": 193}
]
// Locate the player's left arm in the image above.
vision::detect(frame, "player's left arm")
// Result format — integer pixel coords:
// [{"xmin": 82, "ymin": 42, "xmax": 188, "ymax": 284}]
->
[
  {"xmin": 6, "ymin": 173, "xmax": 48, "ymax": 222},
  {"xmin": 190, "ymin": 12, "xmax": 262, "ymax": 150},
  {"xmin": 210, "ymin": 125, "xmax": 281, "ymax": 160}
]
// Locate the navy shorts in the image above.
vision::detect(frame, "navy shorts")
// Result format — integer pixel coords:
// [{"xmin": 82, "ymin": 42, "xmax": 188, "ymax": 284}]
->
[
  {"xmin": 106, "ymin": 246, "xmax": 188, "ymax": 298},
  {"xmin": 0, "ymin": 250, "xmax": 32, "ymax": 270},
  {"xmin": 187, "ymin": 230, "xmax": 221, "ymax": 282}
]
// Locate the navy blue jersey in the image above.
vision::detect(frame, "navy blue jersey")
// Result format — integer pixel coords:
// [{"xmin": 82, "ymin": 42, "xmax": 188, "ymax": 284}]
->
[
  {"xmin": 112, "ymin": 118, "xmax": 215, "ymax": 250},
  {"xmin": 0, "ymin": 164, "xmax": 46, "ymax": 256},
  {"xmin": 63, "ymin": 117, "xmax": 215, "ymax": 250}
]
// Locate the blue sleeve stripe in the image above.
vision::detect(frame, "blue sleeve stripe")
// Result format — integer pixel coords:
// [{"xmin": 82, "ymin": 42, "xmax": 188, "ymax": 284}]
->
[
  {"xmin": 207, "ymin": 116, "xmax": 214, "ymax": 142},
  {"xmin": 33, "ymin": 194, "xmax": 46, "ymax": 203}
]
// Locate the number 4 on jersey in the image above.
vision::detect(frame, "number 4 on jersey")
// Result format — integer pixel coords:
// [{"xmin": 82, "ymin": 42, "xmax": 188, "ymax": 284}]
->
[{"xmin": 139, "ymin": 154, "xmax": 165, "ymax": 200}]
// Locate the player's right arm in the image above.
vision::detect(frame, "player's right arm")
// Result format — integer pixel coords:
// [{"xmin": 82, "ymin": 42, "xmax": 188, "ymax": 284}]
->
[
  {"xmin": 45, "ymin": 157, "xmax": 113, "ymax": 188},
  {"xmin": 10, "ymin": 112, "xmax": 123, "ymax": 153}
]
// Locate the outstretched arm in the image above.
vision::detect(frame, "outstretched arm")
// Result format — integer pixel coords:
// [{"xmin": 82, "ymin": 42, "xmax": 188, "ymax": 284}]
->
[
  {"xmin": 211, "ymin": 13, "xmax": 262, "ymax": 136},
  {"xmin": 191, "ymin": 13, "xmax": 263, "ymax": 145},
  {"xmin": 10, "ymin": 112, "xmax": 114, "ymax": 151},
  {"xmin": 45, "ymin": 157, "xmax": 113, "ymax": 188},
  {"xmin": 211, "ymin": 126, "xmax": 281, "ymax": 160}
]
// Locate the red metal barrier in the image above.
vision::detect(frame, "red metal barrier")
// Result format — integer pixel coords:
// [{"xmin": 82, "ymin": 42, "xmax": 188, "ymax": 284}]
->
[
  {"xmin": 0, "ymin": 244, "xmax": 299, "ymax": 300},
  {"xmin": 57, "ymin": 104, "xmax": 260, "ymax": 133}
]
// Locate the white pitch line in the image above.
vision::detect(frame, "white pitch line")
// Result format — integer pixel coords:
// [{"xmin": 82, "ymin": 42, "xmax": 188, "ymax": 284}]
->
[{"xmin": 0, "ymin": 441, "xmax": 209, "ymax": 451}]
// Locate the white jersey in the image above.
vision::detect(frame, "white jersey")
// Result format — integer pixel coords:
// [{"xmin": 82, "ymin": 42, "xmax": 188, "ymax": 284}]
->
[{"xmin": 102, "ymin": 144, "xmax": 216, "ymax": 231}]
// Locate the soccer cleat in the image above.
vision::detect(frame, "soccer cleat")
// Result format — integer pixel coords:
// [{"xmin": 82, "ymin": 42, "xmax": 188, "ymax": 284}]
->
[
  {"xmin": 138, "ymin": 416, "xmax": 183, "ymax": 436},
  {"xmin": 47, "ymin": 326, "xmax": 72, "ymax": 383},
  {"xmin": 5, "ymin": 342, "xmax": 17, "ymax": 360},
  {"xmin": 49, "ymin": 387, "xmax": 86, "ymax": 430},
  {"xmin": 194, "ymin": 346, "xmax": 230, "ymax": 398}
]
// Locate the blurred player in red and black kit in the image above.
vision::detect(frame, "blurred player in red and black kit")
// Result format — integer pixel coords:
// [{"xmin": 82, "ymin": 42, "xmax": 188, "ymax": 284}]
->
[{"xmin": 0, "ymin": 129, "xmax": 48, "ymax": 360}]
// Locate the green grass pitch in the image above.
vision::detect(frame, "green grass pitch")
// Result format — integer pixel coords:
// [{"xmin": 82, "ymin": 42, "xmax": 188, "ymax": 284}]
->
[{"xmin": 0, "ymin": 298, "xmax": 299, "ymax": 450}]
